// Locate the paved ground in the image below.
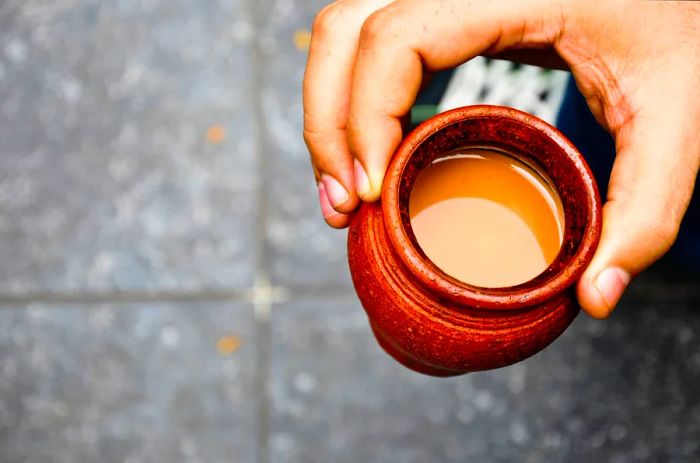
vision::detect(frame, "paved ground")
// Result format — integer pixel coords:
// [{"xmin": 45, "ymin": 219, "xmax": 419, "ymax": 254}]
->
[{"xmin": 0, "ymin": 1, "xmax": 698, "ymax": 462}]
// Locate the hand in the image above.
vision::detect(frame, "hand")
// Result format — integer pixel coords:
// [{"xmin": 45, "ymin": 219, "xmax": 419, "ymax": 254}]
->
[{"xmin": 303, "ymin": 0, "xmax": 700, "ymax": 318}]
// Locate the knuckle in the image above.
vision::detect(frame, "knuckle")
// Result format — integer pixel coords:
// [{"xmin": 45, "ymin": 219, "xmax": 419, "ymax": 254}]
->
[
  {"xmin": 302, "ymin": 127, "xmax": 319, "ymax": 151},
  {"xmin": 639, "ymin": 213, "xmax": 680, "ymax": 250},
  {"xmin": 312, "ymin": 3, "xmax": 345, "ymax": 39},
  {"xmin": 303, "ymin": 125, "xmax": 334, "ymax": 165},
  {"xmin": 656, "ymin": 218, "xmax": 681, "ymax": 245},
  {"xmin": 359, "ymin": 10, "xmax": 396, "ymax": 47}
]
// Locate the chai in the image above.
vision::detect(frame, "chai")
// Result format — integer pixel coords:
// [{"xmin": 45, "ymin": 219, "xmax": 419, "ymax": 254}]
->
[{"xmin": 409, "ymin": 148, "xmax": 564, "ymax": 288}]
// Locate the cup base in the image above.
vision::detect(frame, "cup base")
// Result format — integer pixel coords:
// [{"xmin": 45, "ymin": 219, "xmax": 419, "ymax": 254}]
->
[{"xmin": 369, "ymin": 322, "xmax": 462, "ymax": 377}]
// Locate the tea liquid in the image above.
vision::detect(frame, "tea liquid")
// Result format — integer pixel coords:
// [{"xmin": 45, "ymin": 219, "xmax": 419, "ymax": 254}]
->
[{"xmin": 409, "ymin": 149, "xmax": 564, "ymax": 288}]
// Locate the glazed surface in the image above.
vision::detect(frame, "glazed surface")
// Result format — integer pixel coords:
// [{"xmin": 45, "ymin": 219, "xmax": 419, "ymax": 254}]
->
[
  {"xmin": 349, "ymin": 202, "xmax": 578, "ymax": 376},
  {"xmin": 348, "ymin": 106, "xmax": 601, "ymax": 376}
]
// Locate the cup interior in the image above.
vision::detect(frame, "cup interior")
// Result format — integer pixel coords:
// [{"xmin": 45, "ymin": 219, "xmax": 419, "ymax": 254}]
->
[
  {"xmin": 407, "ymin": 145, "xmax": 565, "ymax": 288},
  {"xmin": 384, "ymin": 106, "xmax": 601, "ymax": 308}
]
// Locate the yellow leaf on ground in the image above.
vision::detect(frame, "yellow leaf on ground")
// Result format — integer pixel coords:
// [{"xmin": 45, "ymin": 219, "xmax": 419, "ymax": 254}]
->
[
  {"xmin": 205, "ymin": 124, "xmax": 227, "ymax": 145},
  {"xmin": 293, "ymin": 29, "xmax": 312, "ymax": 52},
  {"xmin": 216, "ymin": 335, "xmax": 241, "ymax": 355}
]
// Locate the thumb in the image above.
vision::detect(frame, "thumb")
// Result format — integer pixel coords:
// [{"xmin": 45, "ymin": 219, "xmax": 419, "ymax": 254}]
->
[{"xmin": 577, "ymin": 107, "xmax": 700, "ymax": 319}]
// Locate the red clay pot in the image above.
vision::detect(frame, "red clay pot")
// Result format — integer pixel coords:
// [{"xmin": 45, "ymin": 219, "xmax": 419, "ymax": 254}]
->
[{"xmin": 347, "ymin": 105, "xmax": 602, "ymax": 376}]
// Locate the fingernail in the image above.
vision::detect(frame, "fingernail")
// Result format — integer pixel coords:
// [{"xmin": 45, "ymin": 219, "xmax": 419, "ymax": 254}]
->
[
  {"xmin": 593, "ymin": 267, "xmax": 631, "ymax": 313},
  {"xmin": 354, "ymin": 159, "xmax": 371, "ymax": 199},
  {"xmin": 320, "ymin": 174, "xmax": 349, "ymax": 208},
  {"xmin": 318, "ymin": 181, "xmax": 340, "ymax": 219}
]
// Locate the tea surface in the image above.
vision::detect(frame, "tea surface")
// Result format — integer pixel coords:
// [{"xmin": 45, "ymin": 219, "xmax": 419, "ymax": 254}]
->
[{"xmin": 409, "ymin": 149, "xmax": 564, "ymax": 288}]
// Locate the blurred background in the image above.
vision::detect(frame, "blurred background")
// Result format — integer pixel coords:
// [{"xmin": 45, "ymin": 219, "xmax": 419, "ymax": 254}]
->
[{"xmin": 0, "ymin": 1, "xmax": 698, "ymax": 462}]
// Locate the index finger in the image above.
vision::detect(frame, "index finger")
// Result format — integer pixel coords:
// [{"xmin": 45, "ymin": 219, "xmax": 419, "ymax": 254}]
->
[
  {"xmin": 347, "ymin": 0, "xmax": 566, "ymax": 200},
  {"xmin": 303, "ymin": 0, "xmax": 394, "ymax": 214}
]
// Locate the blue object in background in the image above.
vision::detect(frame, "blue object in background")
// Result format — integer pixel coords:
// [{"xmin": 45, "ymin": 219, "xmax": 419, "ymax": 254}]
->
[{"xmin": 557, "ymin": 78, "xmax": 700, "ymax": 268}]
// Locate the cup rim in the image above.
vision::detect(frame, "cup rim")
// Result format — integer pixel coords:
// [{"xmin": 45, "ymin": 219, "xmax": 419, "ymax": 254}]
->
[{"xmin": 381, "ymin": 105, "xmax": 602, "ymax": 310}]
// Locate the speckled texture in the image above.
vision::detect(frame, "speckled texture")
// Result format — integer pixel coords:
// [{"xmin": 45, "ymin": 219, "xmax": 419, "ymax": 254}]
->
[
  {"xmin": 258, "ymin": 0, "xmax": 352, "ymax": 289},
  {"xmin": 0, "ymin": 0, "xmax": 698, "ymax": 461},
  {"xmin": 271, "ymin": 296, "xmax": 700, "ymax": 463},
  {"xmin": 0, "ymin": 0, "xmax": 257, "ymax": 293},
  {"xmin": 0, "ymin": 302, "xmax": 256, "ymax": 462}
]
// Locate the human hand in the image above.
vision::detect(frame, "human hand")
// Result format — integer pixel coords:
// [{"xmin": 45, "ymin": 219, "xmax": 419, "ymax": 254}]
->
[{"xmin": 303, "ymin": 0, "xmax": 700, "ymax": 318}]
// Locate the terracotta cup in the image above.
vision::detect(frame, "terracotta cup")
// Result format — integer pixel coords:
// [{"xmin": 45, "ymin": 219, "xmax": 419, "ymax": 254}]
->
[{"xmin": 347, "ymin": 105, "xmax": 602, "ymax": 376}]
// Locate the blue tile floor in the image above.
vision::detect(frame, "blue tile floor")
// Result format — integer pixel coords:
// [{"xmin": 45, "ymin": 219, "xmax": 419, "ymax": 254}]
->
[{"xmin": 0, "ymin": 1, "xmax": 698, "ymax": 462}]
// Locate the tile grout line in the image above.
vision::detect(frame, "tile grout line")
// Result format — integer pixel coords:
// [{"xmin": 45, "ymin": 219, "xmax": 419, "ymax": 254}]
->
[
  {"xmin": 247, "ymin": 0, "xmax": 281, "ymax": 459},
  {"xmin": 0, "ymin": 289, "xmax": 254, "ymax": 305},
  {"xmin": 0, "ymin": 285, "xmax": 356, "ymax": 306},
  {"xmin": 0, "ymin": 281, "xmax": 696, "ymax": 307}
]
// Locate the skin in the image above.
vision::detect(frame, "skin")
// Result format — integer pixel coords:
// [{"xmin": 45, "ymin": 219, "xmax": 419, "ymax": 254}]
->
[{"xmin": 303, "ymin": 0, "xmax": 700, "ymax": 319}]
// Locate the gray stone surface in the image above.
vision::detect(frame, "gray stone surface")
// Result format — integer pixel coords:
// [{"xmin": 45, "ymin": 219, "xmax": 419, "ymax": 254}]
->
[
  {"xmin": 0, "ymin": 301, "xmax": 256, "ymax": 462},
  {"xmin": 0, "ymin": 0, "xmax": 699, "ymax": 462},
  {"xmin": 270, "ymin": 295, "xmax": 700, "ymax": 463},
  {"xmin": 0, "ymin": 0, "xmax": 257, "ymax": 293},
  {"xmin": 259, "ymin": 0, "xmax": 352, "ymax": 289}
]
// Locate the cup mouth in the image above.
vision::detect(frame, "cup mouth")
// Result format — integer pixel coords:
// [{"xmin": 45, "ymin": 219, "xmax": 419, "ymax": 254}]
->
[{"xmin": 382, "ymin": 105, "xmax": 602, "ymax": 310}]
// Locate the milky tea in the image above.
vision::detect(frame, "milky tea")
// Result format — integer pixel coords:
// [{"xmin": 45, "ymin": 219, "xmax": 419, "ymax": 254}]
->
[{"xmin": 409, "ymin": 148, "xmax": 564, "ymax": 288}]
